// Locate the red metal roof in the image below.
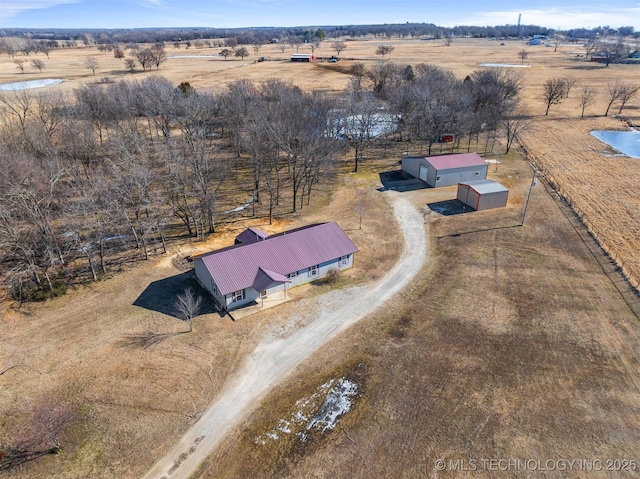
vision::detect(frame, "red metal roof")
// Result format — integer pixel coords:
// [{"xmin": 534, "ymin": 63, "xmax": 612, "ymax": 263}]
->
[
  {"xmin": 426, "ymin": 153, "xmax": 487, "ymax": 170},
  {"xmin": 197, "ymin": 222, "xmax": 358, "ymax": 295}
]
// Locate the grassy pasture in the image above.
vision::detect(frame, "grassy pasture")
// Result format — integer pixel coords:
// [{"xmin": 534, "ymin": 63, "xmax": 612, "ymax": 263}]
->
[{"xmin": 1, "ymin": 36, "xmax": 640, "ymax": 478}]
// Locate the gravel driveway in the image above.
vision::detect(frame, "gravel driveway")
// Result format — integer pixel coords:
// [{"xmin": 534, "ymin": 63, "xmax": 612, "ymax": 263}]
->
[{"xmin": 142, "ymin": 192, "xmax": 427, "ymax": 479}]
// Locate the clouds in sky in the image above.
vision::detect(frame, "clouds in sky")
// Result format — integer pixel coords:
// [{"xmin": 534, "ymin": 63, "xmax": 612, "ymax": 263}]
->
[{"xmin": 1, "ymin": 0, "xmax": 638, "ymax": 30}]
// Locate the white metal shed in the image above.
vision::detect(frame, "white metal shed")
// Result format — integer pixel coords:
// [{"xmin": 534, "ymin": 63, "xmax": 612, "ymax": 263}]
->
[
  {"xmin": 457, "ymin": 180, "xmax": 509, "ymax": 211},
  {"xmin": 401, "ymin": 153, "xmax": 488, "ymax": 187}
]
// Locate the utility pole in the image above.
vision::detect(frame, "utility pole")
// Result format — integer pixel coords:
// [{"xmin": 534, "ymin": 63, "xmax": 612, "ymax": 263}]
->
[{"xmin": 521, "ymin": 169, "xmax": 538, "ymax": 226}]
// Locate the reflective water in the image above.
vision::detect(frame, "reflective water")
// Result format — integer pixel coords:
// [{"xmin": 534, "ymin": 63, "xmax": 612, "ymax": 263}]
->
[
  {"xmin": 0, "ymin": 79, "xmax": 64, "ymax": 91},
  {"xmin": 591, "ymin": 130, "xmax": 640, "ymax": 159}
]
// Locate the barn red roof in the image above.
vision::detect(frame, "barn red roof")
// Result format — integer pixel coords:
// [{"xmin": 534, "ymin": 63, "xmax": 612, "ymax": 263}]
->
[
  {"xmin": 196, "ymin": 222, "xmax": 358, "ymax": 295},
  {"xmin": 426, "ymin": 153, "xmax": 487, "ymax": 170}
]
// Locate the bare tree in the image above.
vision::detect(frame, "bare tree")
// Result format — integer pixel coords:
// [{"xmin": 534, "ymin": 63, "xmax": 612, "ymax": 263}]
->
[
  {"xmin": 309, "ymin": 40, "xmax": 320, "ymax": 54},
  {"xmin": 376, "ymin": 45, "xmax": 395, "ymax": 58},
  {"xmin": 174, "ymin": 287, "xmax": 202, "ymax": 332},
  {"xmin": 37, "ymin": 42, "xmax": 53, "ymax": 59},
  {"xmin": 235, "ymin": 47, "xmax": 249, "ymax": 60},
  {"xmin": 83, "ymin": 56, "xmax": 99, "ymax": 75},
  {"xmin": 604, "ymin": 79, "xmax": 629, "ymax": 116},
  {"xmin": 150, "ymin": 43, "xmax": 167, "ymax": 70},
  {"xmin": 616, "ymin": 83, "xmax": 639, "ymax": 114},
  {"xmin": 30, "ymin": 59, "xmax": 45, "ymax": 71},
  {"xmin": 518, "ymin": 49, "xmax": 529, "ymax": 64},
  {"xmin": 226, "ymin": 37, "xmax": 238, "ymax": 51},
  {"xmin": 14, "ymin": 59, "xmax": 26, "ymax": 74},
  {"xmin": 289, "ymin": 36, "xmax": 302, "ymax": 53},
  {"xmin": 113, "ymin": 48, "xmax": 125, "ymax": 59},
  {"xmin": 331, "ymin": 41, "xmax": 347, "ymax": 57},
  {"xmin": 124, "ymin": 57, "xmax": 136, "ymax": 73},
  {"xmin": 350, "ymin": 62, "xmax": 367, "ymax": 90},
  {"xmin": 342, "ymin": 88, "xmax": 384, "ymax": 173},
  {"xmin": 135, "ymin": 48, "xmax": 153, "ymax": 71},
  {"xmin": 583, "ymin": 40, "xmax": 598, "ymax": 58},
  {"xmin": 543, "ymin": 78, "xmax": 566, "ymax": 115},
  {"xmin": 562, "ymin": 76, "xmax": 577, "ymax": 98},
  {"xmin": 501, "ymin": 108, "xmax": 531, "ymax": 153},
  {"xmin": 219, "ymin": 48, "xmax": 232, "ymax": 60},
  {"xmin": 578, "ymin": 85, "xmax": 596, "ymax": 118}
]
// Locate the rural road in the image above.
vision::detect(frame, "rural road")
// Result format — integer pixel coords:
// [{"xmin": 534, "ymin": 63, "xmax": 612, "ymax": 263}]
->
[{"xmin": 141, "ymin": 193, "xmax": 427, "ymax": 479}]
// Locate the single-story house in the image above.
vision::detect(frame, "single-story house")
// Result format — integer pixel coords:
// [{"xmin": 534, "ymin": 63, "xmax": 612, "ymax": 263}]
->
[
  {"xmin": 290, "ymin": 53, "xmax": 316, "ymax": 62},
  {"xmin": 193, "ymin": 222, "xmax": 358, "ymax": 311},
  {"xmin": 401, "ymin": 153, "xmax": 488, "ymax": 187},
  {"xmin": 457, "ymin": 180, "xmax": 509, "ymax": 211}
]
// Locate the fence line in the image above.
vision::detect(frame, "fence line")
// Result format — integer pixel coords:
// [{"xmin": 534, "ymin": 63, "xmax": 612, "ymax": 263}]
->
[{"xmin": 539, "ymin": 173, "xmax": 640, "ymax": 318}]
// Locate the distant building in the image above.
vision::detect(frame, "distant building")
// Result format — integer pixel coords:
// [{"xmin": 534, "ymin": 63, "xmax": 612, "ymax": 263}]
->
[
  {"xmin": 290, "ymin": 53, "xmax": 316, "ymax": 62},
  {"xmin": 193, "ymin": 223, "xmax": 358, "ymax": 311},
  {"xmin": 401, "ymin": 153, "xmax": 488, "ymax": 187}
]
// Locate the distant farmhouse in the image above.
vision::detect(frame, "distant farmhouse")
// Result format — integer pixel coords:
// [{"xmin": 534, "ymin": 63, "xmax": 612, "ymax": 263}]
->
[
  {"xmin": 193, "ymin": 223, "xmax": 358, "ymax": 311},
  {"xmin": 290, "ymin": 53, "xmax": 316, "ymax": 62},
  {"xmin": 401, "ymin": 153, "xmax": 488, "ymax": 187}
]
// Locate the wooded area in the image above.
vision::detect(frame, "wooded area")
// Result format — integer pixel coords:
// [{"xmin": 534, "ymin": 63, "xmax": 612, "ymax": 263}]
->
[{"xmin": 0, "ymin": 62, "xmax": 530, "ymax": 302}]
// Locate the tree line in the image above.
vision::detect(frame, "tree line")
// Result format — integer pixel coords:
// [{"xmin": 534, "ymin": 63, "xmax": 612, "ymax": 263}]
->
[
  {"xmin": 0, "ymin": 78, "xmax": 341, "ymax": 302},
  {"xmin": 10, "ymin": 59, "xmax": 621, "ymax": 302}
]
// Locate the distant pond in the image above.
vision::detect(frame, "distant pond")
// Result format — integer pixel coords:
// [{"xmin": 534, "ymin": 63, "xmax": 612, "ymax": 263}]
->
[
  {"xmin": 591, "ymin": 130, "xmax": 640, "ymax": 159},
  {"xmin": 0, "ymin": 79, "xmax": 64, "ymax": 91}
]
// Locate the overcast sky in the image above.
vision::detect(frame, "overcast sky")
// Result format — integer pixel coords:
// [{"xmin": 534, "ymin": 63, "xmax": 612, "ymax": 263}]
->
[{"xmin": 1, "ymin": 0, "xmax": 639, "ymax": 30}]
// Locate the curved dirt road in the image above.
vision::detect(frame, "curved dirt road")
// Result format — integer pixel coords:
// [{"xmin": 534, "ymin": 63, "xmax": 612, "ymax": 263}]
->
[{"xmin": 142, "ymin": 193, "xmax": 427, "ymax": 479}]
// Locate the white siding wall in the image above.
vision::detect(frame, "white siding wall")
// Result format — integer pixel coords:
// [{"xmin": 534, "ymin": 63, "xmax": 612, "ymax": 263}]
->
[
  {"xmin": 194, "ymin": 259, "xmax": 225, "ymax": 306},
  {"xmin": 225, "ymin": 288, "xmax": 260, "ymax": 309},
  {"xmin": 431, "ymin": 165, "xmax": 487, "ymax": 187},
  {"xmin": 286, "ymin": 254, "xmax": 354, "ymax": 287}
]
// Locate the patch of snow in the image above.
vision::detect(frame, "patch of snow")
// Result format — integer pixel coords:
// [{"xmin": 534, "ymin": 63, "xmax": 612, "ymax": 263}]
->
[
  {"xmin": 480, "ymin": 63, "xmax": 531, "ymax": 68},
  {"xmin": 223, "ymin": 195, "xmax": 254, "ymax": 214},
  {"xmin": 255, "ymin": 377, "xmax": 359, "ymax": 444},
  {"xmin": 0, "ymin": 79, "xmax": 64, "ymax": 91},
  {"xmin": 306, "ymin": 378, "xmax": 358, "ymax": 433}
]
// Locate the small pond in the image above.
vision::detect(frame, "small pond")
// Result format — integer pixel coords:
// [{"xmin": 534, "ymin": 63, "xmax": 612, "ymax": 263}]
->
[
  {"xmin": 591, "ymin": 130, "xmax": 640, "ymax": 159},
  {"xmin": 480, "ymin": 63, "xmax": 531, "ymax": 68},
  {"xmin": 167, "ymin": 55, "xmax": 221, "ymax": 59},
  {"xmin": 0, "ymin": 79, "xmax": 64, "ymax": 91}
]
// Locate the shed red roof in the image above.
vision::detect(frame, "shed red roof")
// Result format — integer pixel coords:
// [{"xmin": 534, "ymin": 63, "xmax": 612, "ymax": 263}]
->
[
  {"xmin": 196, "ymin": 222, "xmax": 358, "ymax": 295},
  {"xmin": 427, "ymin": 153, "xmax": 487, "ymax": 170}
]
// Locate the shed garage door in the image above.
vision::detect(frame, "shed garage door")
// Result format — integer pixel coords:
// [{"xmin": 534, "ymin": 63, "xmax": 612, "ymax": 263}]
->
[{"xmin": 419, "ymin": 164, "xmax": 428, "ymax": 182}]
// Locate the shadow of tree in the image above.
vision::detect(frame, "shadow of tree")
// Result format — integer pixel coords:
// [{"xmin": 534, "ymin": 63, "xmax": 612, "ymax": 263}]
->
[
  {"xmin": 116, "ymin": 331, "xmax": 189, "ymax": 350},
  {"xmin": 132, "ymin": 272, "xmax": 217, "ymax": 319},
  {"xmin": 0, "ymin": 448, "xmax": 58, "ymax": 472}
]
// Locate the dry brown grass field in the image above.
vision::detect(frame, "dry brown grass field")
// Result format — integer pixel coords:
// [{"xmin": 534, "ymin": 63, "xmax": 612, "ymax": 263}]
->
[{"xmin": 1, "ymin": 37, "xmax": 640, "ymax": 478}]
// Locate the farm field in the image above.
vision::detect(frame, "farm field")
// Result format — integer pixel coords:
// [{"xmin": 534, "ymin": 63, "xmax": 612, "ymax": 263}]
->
[{"xmin": 1, "ymin": 35, "xmax": 640, "ymax": 478}]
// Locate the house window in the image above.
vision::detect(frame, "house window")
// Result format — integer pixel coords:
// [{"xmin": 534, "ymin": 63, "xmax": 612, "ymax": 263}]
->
[
  {"xmin": 436, "ymin": 176, "xmax": 441, "ymax": 181},
  {"xmin": 288, "ymin": 271, "xmax": 298, "ymax": 278},
  {"xmin": 339, "ymin": 255, "xmax": 349, "ymax": 266},
  {"xmin": 308, "ymin": 265, "xmax": 318, "ymax": 277},
  {"xmin": 475, "ymin": 172, "xmax": 479, "ymax": 176},
  {"xmin": 211, "ymin": 280, "xmax": 218, "ymax": 295},
  {"xmin": 232, "ymin": 289, "xmax": 245, "ymax": 303}
]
